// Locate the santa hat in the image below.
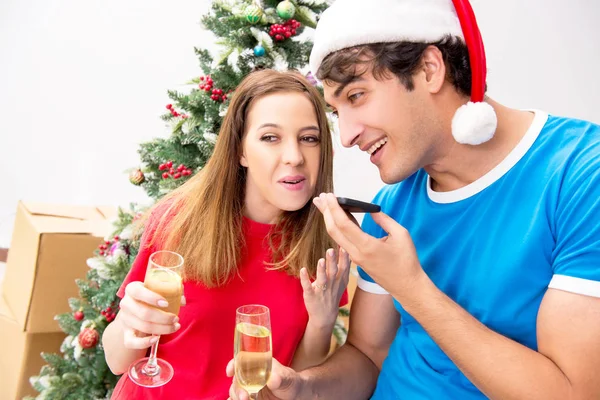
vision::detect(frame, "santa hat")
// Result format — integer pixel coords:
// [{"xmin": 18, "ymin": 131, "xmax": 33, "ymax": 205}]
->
[{"xmin": 309, "ymin": 0, "xmax": 497, "ymax": 145}]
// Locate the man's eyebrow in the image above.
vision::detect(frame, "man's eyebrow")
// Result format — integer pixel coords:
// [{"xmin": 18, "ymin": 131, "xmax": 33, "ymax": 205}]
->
[{"xmin": 334, "ymin": 76, "xmax": 364, "ymax": 98}]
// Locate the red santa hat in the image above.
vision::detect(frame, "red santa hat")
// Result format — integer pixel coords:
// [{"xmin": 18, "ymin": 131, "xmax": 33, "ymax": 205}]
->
[{"xmin": 309, "ymin": 0, "xmax": 497, "ymax": 145}]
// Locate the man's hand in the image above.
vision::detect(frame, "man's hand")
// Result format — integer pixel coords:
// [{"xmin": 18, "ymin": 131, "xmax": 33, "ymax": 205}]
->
[
  {"xmin": 313, "ymin": 193, "xmax": 426, "ymax": 300},
  {"xmin": 226, "ymin": 358, "xmax": 305, "ymax": 400}
]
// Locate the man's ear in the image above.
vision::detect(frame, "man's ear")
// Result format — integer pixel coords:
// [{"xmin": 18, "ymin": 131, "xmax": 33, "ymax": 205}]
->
[{"xmin": 421, "ymin": 45, "xmax": 446, "ymax": 94}]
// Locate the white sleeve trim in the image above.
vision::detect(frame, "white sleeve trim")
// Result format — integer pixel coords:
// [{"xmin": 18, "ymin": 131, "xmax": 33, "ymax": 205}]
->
[
  {"xmin": 548, "ymin": 274, "xmax": 600, "ymax": 298},
  {"xmin": 357, "ymin": 275, "xmax": 389, "ymax": 295}
]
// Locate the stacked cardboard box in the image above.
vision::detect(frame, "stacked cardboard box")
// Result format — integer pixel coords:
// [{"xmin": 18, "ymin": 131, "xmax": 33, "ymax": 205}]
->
[{"xmin": 0, "ymin": 202, "xmax": 115, "ymax": 399}]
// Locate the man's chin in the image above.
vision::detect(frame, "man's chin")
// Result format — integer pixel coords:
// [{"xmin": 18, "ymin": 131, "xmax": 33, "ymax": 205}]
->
[{"xmin": 379, "ymin": 168, "xmax": 412, "ymax": 185}]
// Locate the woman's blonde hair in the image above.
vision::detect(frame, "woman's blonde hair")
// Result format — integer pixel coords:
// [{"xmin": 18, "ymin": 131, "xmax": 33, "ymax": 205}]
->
[{"xmin": 142, "ymin": 69, "xmax": 334, "ymax": 287}]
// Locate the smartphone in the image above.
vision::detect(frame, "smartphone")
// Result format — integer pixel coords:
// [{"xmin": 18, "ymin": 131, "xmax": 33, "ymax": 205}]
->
[{"xmin": 336, "ymin": 197, "xmax": 381, "ymax": 213}]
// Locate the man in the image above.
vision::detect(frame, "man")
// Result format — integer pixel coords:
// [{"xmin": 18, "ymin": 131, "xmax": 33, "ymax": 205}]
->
[{"xmin": 228, "ymin": 0, "xmax": 600, "ymax": 398}]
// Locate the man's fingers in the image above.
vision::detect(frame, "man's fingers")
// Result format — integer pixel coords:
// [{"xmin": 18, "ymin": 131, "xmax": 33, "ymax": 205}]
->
[
  {"xmin": 228, "ymin": 384, "xmax": 237, "ymax": 400},
  {"xmin": 237, "ymin": 390, "xmax": 250, "ymax": 400},
  {"xmin": 181, "ymin": 295, "xmax": 187, "ymax": 306},
  {"xmin": 370, "ymin": 211, "xmax": 404, "ymax": 237},
  {"xmin": 313, "ymin": 196, "xmax": 360, "ymax": 257},
  {"xmin": 266, "ymin": 358, "xmax": 296, "ymax": 393},
  {"xmin": 323, "ymin": 193, "xmax": 372, "ymax": 245},
  {"xmin": 226, "ymin": 358, "xmax": 235, "ymax": 377}
]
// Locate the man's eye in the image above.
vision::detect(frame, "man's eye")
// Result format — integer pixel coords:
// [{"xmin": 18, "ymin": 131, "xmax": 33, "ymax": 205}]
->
[{"xmin": 348, "ymin": 92, "xmax": 363, "ymax": 103}]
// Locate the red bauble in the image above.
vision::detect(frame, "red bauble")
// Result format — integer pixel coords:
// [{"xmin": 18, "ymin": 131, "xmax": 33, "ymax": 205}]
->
[
  {"xmin": 74, "ymin": 311, "xmax": 84, "ymax": 321},
  {"xmin": 78, "ymin": 328, "xmax": 99, "ymax": 349}
]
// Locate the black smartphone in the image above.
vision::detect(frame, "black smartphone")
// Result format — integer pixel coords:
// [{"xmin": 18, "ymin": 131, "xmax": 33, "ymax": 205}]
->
[{"xmin": 336, "ymin": 197, "xmax": 381, "ymax": 213}]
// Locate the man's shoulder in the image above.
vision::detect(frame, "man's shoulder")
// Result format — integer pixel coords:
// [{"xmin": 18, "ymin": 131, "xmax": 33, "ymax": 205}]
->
[
  {"xmin": 538, "ymin": 114, "xmax": 600, "ymax": 179},
  {"xmin": 542, "ymin": 114, "xmax": 600, "ymax": 152}
]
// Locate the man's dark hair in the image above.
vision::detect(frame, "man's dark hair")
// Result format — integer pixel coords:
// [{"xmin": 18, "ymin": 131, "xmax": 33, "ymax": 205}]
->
[{"xmin": 316, "ymin": 35, "xmax": 476, "ymax": 97}]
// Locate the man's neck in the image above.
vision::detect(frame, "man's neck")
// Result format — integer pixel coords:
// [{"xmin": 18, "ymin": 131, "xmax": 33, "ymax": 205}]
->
[{"xmin": 425, "ymin": 99, "xmax": 535, "ymax": 193}]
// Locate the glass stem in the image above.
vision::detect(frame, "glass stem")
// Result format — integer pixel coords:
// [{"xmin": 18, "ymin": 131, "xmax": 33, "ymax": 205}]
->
[{"xmin": 142, "ymin": 335, "xmax": 161, "ymax": 376}]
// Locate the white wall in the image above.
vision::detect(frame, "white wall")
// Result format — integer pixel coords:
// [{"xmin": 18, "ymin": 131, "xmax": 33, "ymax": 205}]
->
[{"xmin": 0, "ymin": 0, "xmax": 599, "ymax": 247}]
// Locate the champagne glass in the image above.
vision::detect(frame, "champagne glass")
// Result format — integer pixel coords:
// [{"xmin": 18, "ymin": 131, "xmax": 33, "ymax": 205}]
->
[
  {"xmin": 128, "ymin": 250, "xmax": 184, "ymax": 387},
  {"xmin": 234, "ymin": 305, "xmax": 272, "ymax": 399}
]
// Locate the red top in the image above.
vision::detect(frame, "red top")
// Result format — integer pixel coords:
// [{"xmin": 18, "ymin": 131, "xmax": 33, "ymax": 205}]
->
[{"xmin": 111, "ymin": 216, "xmax": 347, "ymax": 400}]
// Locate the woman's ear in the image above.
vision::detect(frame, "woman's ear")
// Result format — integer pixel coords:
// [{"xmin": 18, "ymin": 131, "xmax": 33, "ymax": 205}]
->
[{"xmin": 240, "ymin": 153, "xmax": 248, "ymax": 167}]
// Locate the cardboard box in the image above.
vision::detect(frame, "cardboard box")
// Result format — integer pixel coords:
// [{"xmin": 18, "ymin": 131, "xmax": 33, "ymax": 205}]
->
[
  {"xmin": 0, "ymin": 289, "xmax": 66, "ymax": 399},
  {"xmin": 2, "ymin": 201, "xmax": 116, "ymax": 333}
]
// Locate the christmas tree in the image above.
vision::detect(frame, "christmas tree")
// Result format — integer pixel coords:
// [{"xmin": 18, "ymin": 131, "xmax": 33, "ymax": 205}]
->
[{"xmin": 27, "ymin": 1, "xmax": 344, "ymax": 398}]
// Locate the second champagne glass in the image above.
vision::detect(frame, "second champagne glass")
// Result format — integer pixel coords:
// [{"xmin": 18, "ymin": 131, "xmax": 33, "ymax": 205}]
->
[
  {"xmin": 234, "ymin": 305, "xmax": 272, "ymax": 399},
  {"xmin": 128, "ymin": 250, "xmax": 184, "ymax": 388}
]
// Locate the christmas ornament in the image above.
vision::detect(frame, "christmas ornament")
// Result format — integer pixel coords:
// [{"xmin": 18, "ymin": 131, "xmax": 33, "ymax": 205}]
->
[
  {"xmin": 306, "ymin": 72, "xmax": 318, "ymax": 86},
  {"xmin": 165, "ymin": 103, "xmax": 187, "ymax": 119},
  {"xmin": 78, "ymin": 328, "xmax": 99, "ymax": 349},
  {"xmin": 199, "ymin": 75, "xmax": 214, "ymax": 91},
  {"xmin": 254, "ymin": 45, "xmax": 266, "ymax": 57},
  {"xmin": 244, "ymin": 4, "xmax": 263, "ymax": 24},
  {"xmin": 101, "ymin": 307, "xmax": 116, "ymax": 323},
  {"xmin": 129, "ymin": 168, "xmax": 145, "ymax": 185},
  {"xmin": 161, "ymin": 162, "xmax": 193, "ymax": 179},
  {"xmin": 276, "ymin": 0, "xmax": 295, "ymax": 20},
  {"xmin": 268, "ymin": 20, "xmax": 300, "ymax": 42},
  {"xmin": 210, "ymin": 88, "xmax": 227, "ymax": 102},
  {"xmin": 74, "ymin": 310, "xmax": 84, "ymax": 321}
]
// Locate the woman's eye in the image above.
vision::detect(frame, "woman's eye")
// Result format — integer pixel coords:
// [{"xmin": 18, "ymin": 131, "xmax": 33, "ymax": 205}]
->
[
  {"xmin": 301, "ymin": 136, "xmax": 320, "ymax": 146},
  {"xmin": 301, "ymin": 136, "xmax": 320, "ymax": 143},
  {"xmin": 260, "ymin": 135, "xmax": 278, "ymax": 142}
]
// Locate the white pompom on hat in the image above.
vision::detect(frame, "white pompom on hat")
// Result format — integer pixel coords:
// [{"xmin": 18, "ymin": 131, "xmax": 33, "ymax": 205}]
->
[{"xmin": 309, "ymin": 0, "xmax": 497, "ymax": 145}]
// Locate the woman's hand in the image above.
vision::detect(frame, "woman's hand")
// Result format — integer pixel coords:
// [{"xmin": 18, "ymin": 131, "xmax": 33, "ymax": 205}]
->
[
  {"xmin": 116, "ymin": 281, "xmax": 185, "ymax": 349},
  {"xmin": 299, "ymin": 247, "xmax": 350, "ymax": 329}
]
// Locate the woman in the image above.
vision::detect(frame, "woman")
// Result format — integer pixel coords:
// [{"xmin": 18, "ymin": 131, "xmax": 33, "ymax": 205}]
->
[{"xmin": 103, "ymin": 69, "xmax": 350, "ymax": 399}]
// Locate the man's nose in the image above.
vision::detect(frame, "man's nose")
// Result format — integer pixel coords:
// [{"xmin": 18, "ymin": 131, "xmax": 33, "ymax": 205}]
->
[{"xmin": 338, "ymin": 112, "xmax": 364, "ymax": 148}]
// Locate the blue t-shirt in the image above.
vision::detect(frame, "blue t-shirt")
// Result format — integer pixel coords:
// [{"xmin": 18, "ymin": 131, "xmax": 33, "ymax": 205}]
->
[{"xmin": 358, "ymin": 111, "xmax": 600, "ymax": 399}]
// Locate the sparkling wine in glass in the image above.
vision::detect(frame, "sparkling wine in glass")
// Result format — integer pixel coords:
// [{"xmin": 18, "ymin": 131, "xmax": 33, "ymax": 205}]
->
[
  {"xmin": 234, "ymin": 305, "xmax": 272, "ymax": 399},
  {"xmin": 128, "ymin": 250, "xmax": 183, "ymax": 388}
]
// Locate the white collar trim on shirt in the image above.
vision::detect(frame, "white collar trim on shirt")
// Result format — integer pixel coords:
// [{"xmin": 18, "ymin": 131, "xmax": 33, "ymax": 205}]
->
[{"xmin": 427, "ymin": 109, "xmax": 549, "ymax": 204}]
